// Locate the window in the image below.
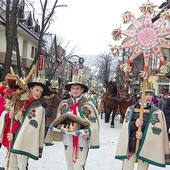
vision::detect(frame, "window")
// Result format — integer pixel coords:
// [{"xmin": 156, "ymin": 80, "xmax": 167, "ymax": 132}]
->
[{"xmin": 31, "ymin": 46, "xmax": 34, "ymax": 59}]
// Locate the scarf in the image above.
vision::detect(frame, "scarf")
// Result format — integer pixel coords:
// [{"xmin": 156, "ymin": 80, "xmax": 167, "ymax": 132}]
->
[
  {"xmin": 70, "ymin": 102, "xmax": 79, "ymax": 163},
  {"xmin": 24, "ymin": 98, "xmax": 35, "ymax": 111}
]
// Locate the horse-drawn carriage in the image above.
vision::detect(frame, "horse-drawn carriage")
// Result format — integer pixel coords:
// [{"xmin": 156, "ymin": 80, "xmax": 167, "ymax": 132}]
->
[{"xmin": 99, "ymin": 81, "xmax": 135, "ymax": 128}]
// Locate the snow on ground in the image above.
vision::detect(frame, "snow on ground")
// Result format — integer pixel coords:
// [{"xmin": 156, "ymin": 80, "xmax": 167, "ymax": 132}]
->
[{"xmin": 0, "ymin": 115, "xmax": 170, "ymax": 169}]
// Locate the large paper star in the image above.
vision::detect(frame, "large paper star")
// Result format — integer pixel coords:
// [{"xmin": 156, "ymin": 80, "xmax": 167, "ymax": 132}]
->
[{"xmin": 111, "ymin": 2, "xmax": 170, "ymax": 75}]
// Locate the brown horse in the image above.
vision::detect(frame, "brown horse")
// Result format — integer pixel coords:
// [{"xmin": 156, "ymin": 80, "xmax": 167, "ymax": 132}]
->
[
  {"xmin": 104, "ymin": 94, "xmax": 119, "ymax": 127},
  {"xmin": 103, "ymin": 81, "xmax": 119, "ymax": 128},
  {"xmin": 44, "ymin": 92, "xmax": 62, "ymax": 134},
  {"xmin": 103, "ymin": 81, "xmax": 135, "ymax": 128},
  {"xmin": 118, "ymin": 93, "xmax": 136, "ymax": 123}
]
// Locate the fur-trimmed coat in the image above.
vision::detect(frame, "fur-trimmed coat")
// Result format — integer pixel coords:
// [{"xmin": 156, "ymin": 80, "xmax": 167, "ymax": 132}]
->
[
  {"xmin": 45, "ymin": 96, "xmax": 100, "ymax": 149},
  {"xmin": 115, "ymin": 103, "xmax": 170, "ymax": 168}
]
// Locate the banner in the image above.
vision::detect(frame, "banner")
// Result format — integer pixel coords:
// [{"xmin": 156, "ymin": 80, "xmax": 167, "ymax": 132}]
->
[
  {"xmin": 38, "ymin": 55, "xmax": 44, "ymax": 70},
  {"xmin": 72, "ymin": 66, "xmax": 78, "ymax": 75}
]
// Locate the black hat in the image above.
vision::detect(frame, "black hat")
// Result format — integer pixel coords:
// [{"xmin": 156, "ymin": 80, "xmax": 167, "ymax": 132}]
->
[
  {"xmin": 27, "ymin": 82, "xmax": 49, "ymax": 96},
  {"xmin": 65, "ymin": 81, "xmax": 88, "ymax": 93}
]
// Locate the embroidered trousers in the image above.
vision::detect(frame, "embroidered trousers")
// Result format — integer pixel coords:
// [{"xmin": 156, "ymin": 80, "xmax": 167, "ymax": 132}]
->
[
  {"xmin": 8, "ymin": 152, "xmax": 28, "ymax": 170},
  {"xmin": 64, "ymin": 146, "xmax": 89, "ymax": 170},
  {"xmin": 123, "ymin": 153, "xmax": 149, "ymax": 170}
]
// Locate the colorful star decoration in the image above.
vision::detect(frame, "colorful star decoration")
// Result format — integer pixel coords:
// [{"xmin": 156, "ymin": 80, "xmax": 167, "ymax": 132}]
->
[{"xmin": 111, "ymin": 2, "xmax": 170, "ymax": 78}]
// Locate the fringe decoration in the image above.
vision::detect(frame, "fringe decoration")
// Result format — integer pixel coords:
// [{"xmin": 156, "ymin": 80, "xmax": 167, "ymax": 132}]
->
[
  {"xmin": 139, "ymin": 2, "xmax": 155, "ymax": 14},
  {"xmin": 160, "ymin": 9, "xmax": 170, "ymax": 21},
  {"xmin": 139, "ymin": 70, "xmax": 149, "ymax": 79},
  {"xmin": 159, "ymin": 62, "xmax": 170, "ymax": 74},
  {"xmin": 112, "ymin": 28, "xmax": 122, "ymax": 41},
  {"xmin": 121, "ymin": 11, "xmax": 134, "ymax": 24},
  {"xmin": 111, "ymin": 46, "xmax": 120, "ymax": 57},
  {"xmin": 120, "ymin": 63, "xmax": 132, "ymax": 73}
]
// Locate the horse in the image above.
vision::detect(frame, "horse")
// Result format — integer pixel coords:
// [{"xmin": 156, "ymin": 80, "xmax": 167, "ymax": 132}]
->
[
  {"xmin": 44, "ymin": 91, "xmax": 62, "ymax": 135},
  {"xmin": 103, "ymin": 81, "xmax": 119, "ymax": 128},
  {"xmin": 118, "ymin": 93, "xmax": 136, "ymax": 123},
  {"xmin": 103, "ymin": 81, "xmax": 136, "ymax": 128}
]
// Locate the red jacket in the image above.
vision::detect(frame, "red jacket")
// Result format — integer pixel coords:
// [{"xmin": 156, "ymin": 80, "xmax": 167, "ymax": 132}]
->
[{"xmin": 2, "ymin": 98, "xmax": 35, "ymax": 148}]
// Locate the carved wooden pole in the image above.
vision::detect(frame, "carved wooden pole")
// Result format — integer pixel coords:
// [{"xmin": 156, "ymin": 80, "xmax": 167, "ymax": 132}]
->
[{"xmin": 135, "ymin": 78, "xmax": 147, "ymax": 152}]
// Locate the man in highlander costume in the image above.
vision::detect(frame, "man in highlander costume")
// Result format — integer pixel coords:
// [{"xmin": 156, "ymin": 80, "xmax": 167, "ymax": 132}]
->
[
  {"xmin": 46, "ymin": 81, "xmax": 100, "ymax": 170},
  {"xmin": 115, "ymin": 83, "xmax": 170, "ymax": 169}
]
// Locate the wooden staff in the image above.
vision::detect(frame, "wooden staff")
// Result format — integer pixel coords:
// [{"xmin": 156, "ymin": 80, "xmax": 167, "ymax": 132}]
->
[
  {"xmin": 6, "ymin": 66, "xmax": 15, "ymax": 169},
  {"xmin": 135, "ymin": 78, "xmax": 147, "ymax": 152},
  {"xmin": 6, "ymin": 102, "xmax": 22, "ymax": 169},
  {"xmin": 6, "ymin": 101, "xmax": 23, "ymax": 169},
  {"xmin": 6, "ymin": 110, "xmax": 14, "ymax": 170}
]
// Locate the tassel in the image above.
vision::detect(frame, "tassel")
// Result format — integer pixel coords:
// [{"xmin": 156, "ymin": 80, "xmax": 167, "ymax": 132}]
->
[
  {"xmin": 121, "ymin": 11, "xmax": 134, "ymax": 24},
  {"xmin": 111, "ymin": 46, "xmax": 120, "ymax": 57},
  {"xmin": 111, "ymin": 29, "xmax": 122, "ymax": 41},
  {"xmin": 160, "ymin": 9, "xmax": 170, "ymax": 21},
  {"xmin": 139, "ymin": 2, "xmax": 155, "ymax": 14}
]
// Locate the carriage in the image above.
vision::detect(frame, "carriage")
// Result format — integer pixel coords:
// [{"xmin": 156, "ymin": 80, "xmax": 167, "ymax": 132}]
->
[{"xmin": 99, "ymin": 81, "xmax": 135, "ymax": 128}]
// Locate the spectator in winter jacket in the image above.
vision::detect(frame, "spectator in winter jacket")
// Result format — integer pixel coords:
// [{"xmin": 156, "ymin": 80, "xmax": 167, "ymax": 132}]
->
[
  {"xmin": 163, "ymin": 97, "xmax": 170, "ymax": 140},
  {"xmin": 152, "ymin": 94, "xmax": 159, "ymax": 106},
  {"xmin": 157, "ymin": 93, "xmax": 169, "ymax": 111}
]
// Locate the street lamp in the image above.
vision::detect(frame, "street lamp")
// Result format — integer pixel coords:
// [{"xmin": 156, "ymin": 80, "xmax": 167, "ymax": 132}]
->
[{"xmin": 66, "ymin": 55, "xmax": 85, "ymax": 82}]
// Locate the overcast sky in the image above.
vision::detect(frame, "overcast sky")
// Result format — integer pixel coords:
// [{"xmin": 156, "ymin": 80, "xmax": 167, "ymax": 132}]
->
[{"xmin": 48, "ymin": 0, "xmax": 164, "ymax": 55}]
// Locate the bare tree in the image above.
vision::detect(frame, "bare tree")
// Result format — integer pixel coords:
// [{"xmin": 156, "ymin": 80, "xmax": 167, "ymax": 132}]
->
[
  {"xmin": 2, "ymin": 0, "xmax": 67, "ymax": 79},
  {"xmin": 26, "ymin": 0, "xmax": 67, "ymax": 75},
  {"xmin": 2, "ymin": 0, "xmax": 20, "ymax": 80},
  {"xmin": 82, "ymin": 66, "xmax": 92, "ymax": 83},
  {"xmin": 96, "ymin": 52, "xmax": 113, "ymax": 86},
  {"xmin": 44, "ymin": 34, "xmax": 77, "ymax": 81}
]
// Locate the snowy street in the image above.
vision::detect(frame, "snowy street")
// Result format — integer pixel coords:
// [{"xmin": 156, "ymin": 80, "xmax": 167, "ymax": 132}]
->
[{"xmin": 0, "ymin": 115, "xmax": 170, "ymax": 170}]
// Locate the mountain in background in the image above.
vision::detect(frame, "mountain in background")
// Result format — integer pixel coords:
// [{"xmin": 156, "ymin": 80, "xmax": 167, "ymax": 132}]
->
[{"xmin": 81, "ymin": 55, "xmax": 98, "ymax": 67}]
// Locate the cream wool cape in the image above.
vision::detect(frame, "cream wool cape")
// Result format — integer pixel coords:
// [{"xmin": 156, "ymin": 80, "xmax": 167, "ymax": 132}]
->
[
  {"xmin": 10, "ymin": 101, "xmax": 45, "ymax": 160},
  {"xmin": 45, "ymin": 96, "xmax": 100, "ymax": 149},
  {"xmin": 115, "ymin": 103, "xmax": 170, "ymax": 167}
]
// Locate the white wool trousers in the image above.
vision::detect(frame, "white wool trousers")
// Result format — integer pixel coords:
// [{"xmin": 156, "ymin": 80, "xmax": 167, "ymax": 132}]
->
[
  {"xmin": 8, "ymin": 152, "xmax": 28, "ymax": 170},
  {"xmin": 64, "ymin": 146, "xmax": 89, "ymax": 170},
  {"xmin": 123, "ymin": 153, "xmax": 149, "ymax": 170}
]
